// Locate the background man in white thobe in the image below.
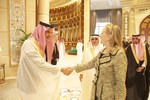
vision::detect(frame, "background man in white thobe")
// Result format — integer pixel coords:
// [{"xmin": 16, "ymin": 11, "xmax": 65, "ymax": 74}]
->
[
  {"xmin": 76, "ymin": 38, "xmax": 83, "ymax": 64},
  {"xmin": 80, "ymin": 34, "xmax": 103, "ymax": 100}
]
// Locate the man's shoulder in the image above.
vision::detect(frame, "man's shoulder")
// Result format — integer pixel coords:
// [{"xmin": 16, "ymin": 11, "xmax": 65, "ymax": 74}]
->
[{"xmin": 22, "ymin": 38, "xmax": 36, "ymax": 47}]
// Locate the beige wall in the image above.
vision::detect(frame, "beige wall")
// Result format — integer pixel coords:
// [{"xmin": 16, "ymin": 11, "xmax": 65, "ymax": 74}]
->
[
  {"xmin": 121, "ymin": 0, "xmax": 150, "ymax": 37},
  {"xmin": 135, "ymin": 10, "xmax": 150, "ymax": 33},
  {"xmin": 25, "ymin": 0, "xmax": 36, "ymax": 34},
  {"xmin": 135, "ymin": 10, "xmax": 150, "ymax": 43},
  {"xmin": 133, "ymin": 0, "xmax": 150, "ymax": 4},
  {"xmin": 0, "ymin": 0, "xmax": 10, "ymax": 77},
  {"xmin": 0, "ymin": 0, "xmax": 36, "ymax": 78}
]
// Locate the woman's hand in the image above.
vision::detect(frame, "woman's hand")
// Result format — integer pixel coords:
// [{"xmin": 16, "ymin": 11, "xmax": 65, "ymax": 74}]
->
[{"xmin": 61, "ymin": 67, "xmax": 74, "ymax": 75}]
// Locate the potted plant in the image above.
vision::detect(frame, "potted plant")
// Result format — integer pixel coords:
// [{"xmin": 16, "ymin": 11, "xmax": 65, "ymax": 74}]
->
[
  {"xmin": 16, "ymin": 29, "xmax": 31, "ymax": 45},
  {"xmin": 11, "ymin": 29, "xmax": 31, "ymax": 63}
]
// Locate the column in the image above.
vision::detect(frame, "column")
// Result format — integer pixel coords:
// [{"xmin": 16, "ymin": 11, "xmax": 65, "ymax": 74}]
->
[
  {"xmin": 84, "ymin": 0, "xmax": 90, "ymax": 50},
  {"xmin": 129, "ymin": 8, "xmax": 136, "ymax": 36},
  {"xmin": 122, "ymin": 7, "xmax": 130, "ymax": 37},
  {"xmin": 121, "ymin": 0, "xmax": 133, "ymax": 37},
  {"xmin": 38, "ymin": 0, "xmax": 49, "ymax": 23}
]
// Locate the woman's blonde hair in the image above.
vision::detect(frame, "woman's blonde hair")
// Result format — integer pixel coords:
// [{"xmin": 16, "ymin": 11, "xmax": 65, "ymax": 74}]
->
[{"xmin": 105, "ymin": 23, "xmax": 122, "ymax": 47}]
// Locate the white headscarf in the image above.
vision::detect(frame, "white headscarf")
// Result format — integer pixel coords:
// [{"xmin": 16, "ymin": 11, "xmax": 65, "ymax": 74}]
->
[{"xmin": 89, "ymin": 34, "xmax": 104, "ymax": 54}]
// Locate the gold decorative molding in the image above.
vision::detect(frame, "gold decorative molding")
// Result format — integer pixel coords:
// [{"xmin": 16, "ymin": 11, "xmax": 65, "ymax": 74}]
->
[
  {"xmin": 133, "ymin": 4, "xmax": 150, "ymax": 11},
  {"xmin": 50, "ymin": 0, "xmax": 78, "ymax": 8},
  {"xmin": 120, "ymin": 0, "xmax": 132, "ymax": 8},
  {"xmin": 122, "ymin": 11, "xmax": 129, "ymax": 36},
  {"xmin": 50, "ymin": 0, "xmax": 84, "ymax": 50}
]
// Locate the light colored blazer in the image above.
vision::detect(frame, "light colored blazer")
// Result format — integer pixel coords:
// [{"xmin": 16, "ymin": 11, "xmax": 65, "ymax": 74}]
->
[{"xmin": 74, "ymin": 47, "xmax": 127, "ymax": 100}]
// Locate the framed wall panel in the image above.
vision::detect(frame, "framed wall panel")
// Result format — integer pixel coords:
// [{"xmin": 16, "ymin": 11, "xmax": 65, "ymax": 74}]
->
[{"xmin": 9, "ymin": 0, "xmax": 25, "ymax": 66}]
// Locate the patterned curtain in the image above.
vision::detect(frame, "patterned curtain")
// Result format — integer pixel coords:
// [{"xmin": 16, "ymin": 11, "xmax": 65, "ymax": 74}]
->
[
  {"xmin": 90, "ymin": 11, "xmax": 96, "ymax": 36},
  {"xmin": 96, "ymin": 10, "xmax": 110, "ymax": 22},
  {"xmin": 95, "ymin": 9, "xmax": 122, "ymax": 28},
  {"xmin": 109, "ymin": 9, "xmax": 122, "ymax": 29}
]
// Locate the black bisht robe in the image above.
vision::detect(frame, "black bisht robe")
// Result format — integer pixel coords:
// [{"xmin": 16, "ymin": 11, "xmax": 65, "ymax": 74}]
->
[
  {"xmin": 51, "ymin": 43, "xmax": 59, "ymax": 65},
  {"xmin": 126, "ymin": 44, "xmax": 150, "ymax": 100}
]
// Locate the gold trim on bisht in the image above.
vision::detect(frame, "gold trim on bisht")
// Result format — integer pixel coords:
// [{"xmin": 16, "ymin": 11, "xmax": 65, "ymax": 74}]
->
[{"xmin": 31, "ymin": 39, "xmax": 43, "ymax": 57}]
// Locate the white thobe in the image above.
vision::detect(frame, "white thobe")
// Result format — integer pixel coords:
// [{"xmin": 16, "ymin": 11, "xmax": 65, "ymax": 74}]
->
[
  {"xmin": 59, "ymin": 43, "xmax": 64, "ymax": 60},
  {"xmin": 81, "ymin": 44, "xmax": 103, "ymax": 100},
  {"xmin": 57, "ymin": 43, "xmax": 66, "ymax": 66},
  {"xmin": 76, "ymin": 42, "xmax": 83, "ymax": 64},
  {"xmin": 17, "ymin": 39, "xmax": 61, "ymax": 100}
]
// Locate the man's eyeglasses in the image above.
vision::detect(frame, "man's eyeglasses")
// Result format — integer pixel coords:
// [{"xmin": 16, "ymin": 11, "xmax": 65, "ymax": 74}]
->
[{"xmin": 91, "ymin": 38, "xmax": 98, "ymax": 41}]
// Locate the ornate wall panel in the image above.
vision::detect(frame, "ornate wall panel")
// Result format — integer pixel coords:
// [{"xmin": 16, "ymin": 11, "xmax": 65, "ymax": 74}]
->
[
  {"xmin": 122, "ymin": 11, "xmax": 129, "ymax": 37},
  {"xmin": 9, "ymin": 0, "xmax": 25, "ymax": 66}
]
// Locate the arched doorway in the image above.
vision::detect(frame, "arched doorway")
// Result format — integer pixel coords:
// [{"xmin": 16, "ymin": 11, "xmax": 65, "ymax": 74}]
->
[{"xmin": 140, "ymin": 14, "xmax": 150, "ymax": 44}]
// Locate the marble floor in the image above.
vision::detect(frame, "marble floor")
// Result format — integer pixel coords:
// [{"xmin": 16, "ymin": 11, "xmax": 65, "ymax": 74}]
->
[
  {"xmin": 1, "ymin": 54, "xmax": 150, "ymax": 100},
  {"xmin": 0, "ymin": 54, "xmax": 82, "ymax": 100}
]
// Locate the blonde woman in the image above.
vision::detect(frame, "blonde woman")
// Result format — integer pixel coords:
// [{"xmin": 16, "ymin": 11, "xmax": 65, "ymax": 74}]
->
[{"xmin": 68, "ymin": 23, "xmax": 127, "ymax": 100}]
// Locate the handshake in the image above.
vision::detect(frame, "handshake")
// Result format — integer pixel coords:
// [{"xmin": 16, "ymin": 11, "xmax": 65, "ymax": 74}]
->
[{"xmin": 61, "ymin": 67, "xmax": 74, "ymax": 75}]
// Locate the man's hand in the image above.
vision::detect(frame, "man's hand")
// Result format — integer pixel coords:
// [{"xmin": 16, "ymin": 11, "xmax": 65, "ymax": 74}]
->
[
  {"xmin": 56, "ymin": 58, "xmax": 59, "ymax": 61},
  {"xmin": 136, "ymin": 67, "xmax": 144, "ymax": 72},
  {"xmin": 61, "ymin": 67, "xmax": 74, "ymax": 75},
  {"xmin": 79, "ymin": 74, "xmax": 83, "ymax": 82}
]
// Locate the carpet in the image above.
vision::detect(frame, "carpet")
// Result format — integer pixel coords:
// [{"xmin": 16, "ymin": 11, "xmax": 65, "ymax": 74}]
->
[{"xmin": 60, "ymin": 88, "xmax": 81, "ymax": 100}]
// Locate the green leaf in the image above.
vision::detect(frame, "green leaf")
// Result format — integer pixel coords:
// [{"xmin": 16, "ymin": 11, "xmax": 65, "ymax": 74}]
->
[{"xmin": 16, "ymin": 29, "xmax": 31, "ymax": 45}]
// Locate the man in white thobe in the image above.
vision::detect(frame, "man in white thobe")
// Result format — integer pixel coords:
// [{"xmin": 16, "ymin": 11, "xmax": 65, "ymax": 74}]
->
[
  {"xmin": 76, "ymin": 38, "xmax": 83, "ymax": 64},
  {"xmin": 57, "ymin": 37, "xmax": 66, "ymax": 66},
  {"xmin": 17, "ymin": 22, "xmax": 73, "ymax": 100},
  {"xmin": 80, "ymin": 34, "xmax": 103, "ymax": 100}
]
